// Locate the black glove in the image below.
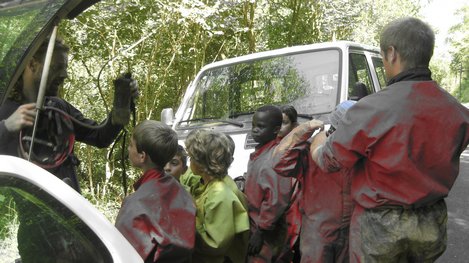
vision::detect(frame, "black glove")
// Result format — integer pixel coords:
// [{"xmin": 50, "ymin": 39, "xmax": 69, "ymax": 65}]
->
[
  {"xmin": 248, "ymin": 228, "xmax": 264, "ymax": 255},
  {"xmin": 112, "ymin": 73, "xmax": 137, "ymax": 125},
  {"xmin": 129, "ymin": 75, "xmax": 139, "ymax": 109}
]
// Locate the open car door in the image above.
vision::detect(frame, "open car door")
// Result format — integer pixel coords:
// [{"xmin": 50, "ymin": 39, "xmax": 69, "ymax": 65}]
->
[{"xmin": 0, "ymin": 1, "xmax": 143, "ymax": 262}]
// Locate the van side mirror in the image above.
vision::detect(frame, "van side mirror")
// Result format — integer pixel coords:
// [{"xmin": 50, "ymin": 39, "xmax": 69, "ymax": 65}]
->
[{"xmin": 161, "ymin": 108, "xmax": 174, "ymax": 126}]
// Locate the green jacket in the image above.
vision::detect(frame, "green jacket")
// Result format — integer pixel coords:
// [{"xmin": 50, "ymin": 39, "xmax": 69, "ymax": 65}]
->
[{"xmin": 190, "ymin": 176, "xmax": 249, "ymax": 263}]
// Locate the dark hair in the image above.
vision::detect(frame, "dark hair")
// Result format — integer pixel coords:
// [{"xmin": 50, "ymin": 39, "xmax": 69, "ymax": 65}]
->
[
  {"xmin": 280, "ymin": 105, "xmax": 298, "ymax": 123},
  {"xmin": 380, "ymin": 17, "xmax": 434, "ymax": 69},
  {"xmin": 33, "ymin": 37, "xmax": 70, "ymax": 61},
  {"xmin": 132, "ymin": 120, "xmax": 178, "ymax": 168},
  {"xmin": 351, "ymin": 82, "xmax": 368, "ymax": 100},
  {"xmin": 8, "ymin": 37, "xmax": 70, "ymax": 102},
  {"xmin": 185, "ymin": 129, "xmax": 232, "ymax": 178},
  {"xmin": 256, "ymin": 105, "xmax": 282, "ymax": 127},
  {"xmin": 175, "ymin": 144, "xmax": 188, "ymax": 168}
]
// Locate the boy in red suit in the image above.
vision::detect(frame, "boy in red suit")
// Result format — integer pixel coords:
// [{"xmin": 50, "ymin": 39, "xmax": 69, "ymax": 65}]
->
[
  {"xmin": 273, "ymin": 101, "xmax": 356, "ymax": 263},
  {"xmin": 245, "ymin": 105, "xmax": 297, "ymax": 263},
  {"xmin": 115, "ymin": 120, "xmax": 196, "ymax": 263}
]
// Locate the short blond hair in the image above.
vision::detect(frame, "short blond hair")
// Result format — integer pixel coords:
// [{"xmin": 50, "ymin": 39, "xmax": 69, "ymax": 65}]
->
[{"xmin": 185, "ymin": 129, "xmax": 232, "ymax": 178}]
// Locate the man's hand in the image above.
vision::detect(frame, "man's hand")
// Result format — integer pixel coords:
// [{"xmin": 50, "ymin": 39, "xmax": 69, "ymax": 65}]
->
[
  {"xmin": 307, "ymin": 119, "xmax": 324, "ymax": 131},
  {"xmin": 129, "ymin": 77, "xmax": 139, "ymax": 106},
  {"xmin": 4, "ymin": 103, "xmax": 36, "ymax": 132},
  {"xmin": 310, "ymin": 131, "xmax": 327, "ymax": 164},
  {"xmin": 112, "ymin": 73, "xmax": 138, "ymax": 125},
  {"xmin": 248, "ymin": 228, "xmax": 264, "ymax": 255}
]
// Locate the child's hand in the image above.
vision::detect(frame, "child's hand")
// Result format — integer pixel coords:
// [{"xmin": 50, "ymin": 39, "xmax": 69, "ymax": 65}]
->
[{"xmin": 248, "ymin": 229, "xmax": 264, "ymax": 255}]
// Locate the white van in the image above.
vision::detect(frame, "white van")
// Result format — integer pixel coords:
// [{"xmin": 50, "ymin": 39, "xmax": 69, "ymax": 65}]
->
[{"xmin": 161, "ymin": 41, "xmax": 386, "ymax": 179}]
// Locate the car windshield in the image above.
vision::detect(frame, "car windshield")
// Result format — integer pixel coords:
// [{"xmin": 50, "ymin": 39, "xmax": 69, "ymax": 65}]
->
[
  {"xmin": 0, "ymin": 0, "xmax": 67, "ymax": 101},
  {"xmin": 178, "ymin": 49, "xmax": 340, "ymax": 128}
]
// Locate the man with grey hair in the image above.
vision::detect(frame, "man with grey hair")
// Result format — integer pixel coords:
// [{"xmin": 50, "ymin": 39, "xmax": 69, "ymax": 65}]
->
[{"xmin": 310, "ymin": 17, "xmax": 469, "ymax": 262}]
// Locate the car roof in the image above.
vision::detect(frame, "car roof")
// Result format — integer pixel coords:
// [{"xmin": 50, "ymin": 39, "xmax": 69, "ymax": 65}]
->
[
  {"xmin": 198, "ymin": 41, "xmax": 380, "ymax": 72},
  {"xmin": 0, "ymin": 0, "xmax": 100, "ymax": 105}
]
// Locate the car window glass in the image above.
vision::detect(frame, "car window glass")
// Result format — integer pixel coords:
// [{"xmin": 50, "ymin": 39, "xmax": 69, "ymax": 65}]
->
[
  {"xmin": 348, "ymin": 53, "xmax": 374, "ymax": 101},
  {"xmin": 372, "ymin": 56, "xmax": 386, "ymax": 88},
  {"xmin": 0, "ymin": 0, "xmax": 67, "ymax": 101},
  {"xmin": 0, "ymin": 175, "xmax": 112, "ymax": 263},
  {"xmin": 181, "ymin": 49, "xmax": 340, "ymax": 128}
]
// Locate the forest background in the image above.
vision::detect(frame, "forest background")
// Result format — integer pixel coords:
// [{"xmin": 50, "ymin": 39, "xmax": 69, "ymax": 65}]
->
[{"xmin": 49, "ymin": 0, "xmax": 469, "ymax": 221}]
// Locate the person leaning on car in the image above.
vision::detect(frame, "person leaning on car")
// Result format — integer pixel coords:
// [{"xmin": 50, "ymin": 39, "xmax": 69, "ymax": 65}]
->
[
  {"xmin": 310, "ymin": 17, "xmax": 469, "ymax": 263},
  {"xmin": 0, "ymin": 36, "xmax": 137, "ymax": 193}
]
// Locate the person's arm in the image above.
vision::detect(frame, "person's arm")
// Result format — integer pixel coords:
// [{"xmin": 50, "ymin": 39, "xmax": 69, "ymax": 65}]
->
[
  {"xmin": 53, "ymin": 99, "xmax": 123, "ymax": 148},
  {"xmin": 310, "ymin": 131, "xmax": 329, "ymax": 168},
  {"xmin": 255, "ymin": 162, "xmax": 294, "ymax": 232},
  {"xmin": 311, "ymin": 101, "xmax": 381, "ymax": 173},
  {"xmin": 272, "ymin": 120, "xmax": 324, "ymax": 177}
]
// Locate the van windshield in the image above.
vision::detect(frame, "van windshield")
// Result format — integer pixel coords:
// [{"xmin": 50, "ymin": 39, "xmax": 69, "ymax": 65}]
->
[{"xmin": 179, "ymin": 49, "xmax": 340, "ymax": 127}]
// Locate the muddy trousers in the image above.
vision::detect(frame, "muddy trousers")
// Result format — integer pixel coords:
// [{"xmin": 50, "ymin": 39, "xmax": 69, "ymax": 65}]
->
[
  {"xmin": 247, "ymin": 225, "xmax": 292, "ymax": 263},
  {"xmin": 349, "ymin": 200, "xmax": 448, "ymax": 263},
  {"xmin": 299, "ymin": 214, "xmax": 349, "ymax": 263}
]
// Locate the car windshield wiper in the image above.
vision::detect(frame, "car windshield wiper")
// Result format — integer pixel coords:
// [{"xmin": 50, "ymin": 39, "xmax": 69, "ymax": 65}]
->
[
  {"xmin": 228, "ymin": 111, "xmax": 314, "ymax": 120},
  {"xmin": 229, "ymin": 111, "xmax": 255, "ymax": 118},
  {"xmin": 179, "ymin": 117, "xmax": 244, "ymax": 127},
  {"xmin": 297, "ymin": 113, "xmax": 315, "ymax": 120}
]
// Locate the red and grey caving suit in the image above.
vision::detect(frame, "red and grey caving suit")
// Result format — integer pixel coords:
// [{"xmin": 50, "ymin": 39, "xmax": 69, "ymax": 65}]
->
[
  {"xmin": 0, "ymin": 97, "xmax": 124, "ymax": 262},
  {"xmin": 315, "ymin": 68, "xmax": 469, "ymax": 262},
  {"xmin": 0, "ymin": 97, "xmax": 123, "ymax": 192},
  {"xmin": 115, "ymin": 168, "xmax": 196, "ymax": 263},
  {"xmin": 273, "ymin": 123, "xmax": 352, "ymax": 263},
  {"xmin": 245, "ymin": 138, "xmax": 300, "ymax": 262}
]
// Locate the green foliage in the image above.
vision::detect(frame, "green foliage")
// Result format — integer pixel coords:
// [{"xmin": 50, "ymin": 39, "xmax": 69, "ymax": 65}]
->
[
  {"xmin": 259, "ymin": 0, "xmax": 363, "ymax": 49},
  {"xmin": 429, "ymin": 59, "xmax": 449, "ymax": 89},
  {"xmin": 0, "ymin": 190, "xmax": 17, "ymax": 240},
  {"xmin": 0, "ymin": 189, "xmax": 19, "ymax": 260},
  {"xmin": 350, "ymin": 0, "xmax": 422, "ymax": 46},
  {"xmin": 448, "ymin": 5, "xmax": 469, "ymax": 102}
]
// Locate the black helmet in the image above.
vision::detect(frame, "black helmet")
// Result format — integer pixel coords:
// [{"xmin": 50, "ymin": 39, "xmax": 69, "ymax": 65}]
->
[{"xmin": 19, "ymin": 108, "xmax": 74, "ymax": 169}]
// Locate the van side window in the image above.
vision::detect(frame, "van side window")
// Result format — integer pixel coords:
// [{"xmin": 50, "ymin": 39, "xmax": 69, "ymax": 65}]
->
[
  {"xmin": 372, "ymin": 56, "xmax": 386, "ymax": 89},
  {"xmin": 348, "ymin": 53, "xmax": 373, "ymax": 101}
]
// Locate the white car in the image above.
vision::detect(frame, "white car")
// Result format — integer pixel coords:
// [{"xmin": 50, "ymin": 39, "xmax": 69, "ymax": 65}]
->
[{"xmin": 0, "ymin": 155, "xmax": 143, "ymax": 262}]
